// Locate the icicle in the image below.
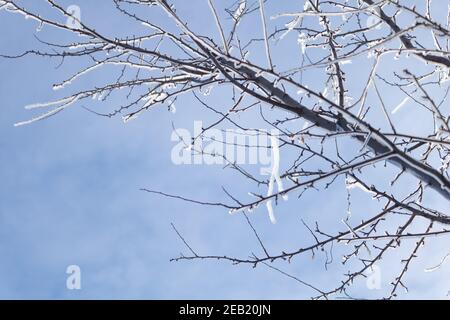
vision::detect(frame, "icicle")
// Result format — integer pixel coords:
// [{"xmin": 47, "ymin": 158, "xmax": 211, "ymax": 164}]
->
[
  {"xmin": 391, "ymin": 97, "xmax": 410, "ymax": 114},
  {"xmin": 266, "ymin": 201, "xmax": 276, "ymax": 224},
  {"xmin": 263, "ymin": 134, "xmax": 288, "ymax": 224}
]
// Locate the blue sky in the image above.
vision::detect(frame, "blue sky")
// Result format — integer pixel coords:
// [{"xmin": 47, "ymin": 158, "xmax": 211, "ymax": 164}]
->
[{"xmin": 0, "ymin": 0, "xmax": 450, "ymax": 299}]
